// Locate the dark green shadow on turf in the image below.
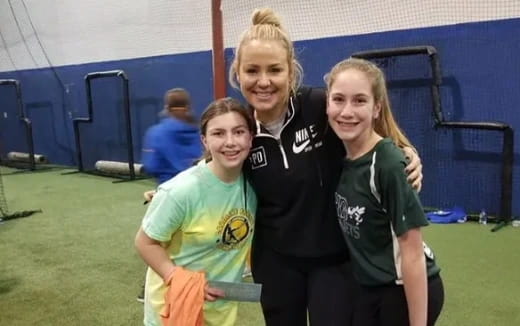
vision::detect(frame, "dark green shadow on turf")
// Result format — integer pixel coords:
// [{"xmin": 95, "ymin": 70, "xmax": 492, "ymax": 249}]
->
[{"xmin": 0, "ymin": 277, "xmax": 21, "ymax": 295}]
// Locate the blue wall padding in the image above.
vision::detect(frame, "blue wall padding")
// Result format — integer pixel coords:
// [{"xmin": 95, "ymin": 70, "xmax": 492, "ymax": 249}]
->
[
  {"xmin": 0, "ymin": 18, "xmax": 518, "ymax": 216},
  {"xmin": 0, "ymin": 50, "xmax": 213, "ymax": 167}
]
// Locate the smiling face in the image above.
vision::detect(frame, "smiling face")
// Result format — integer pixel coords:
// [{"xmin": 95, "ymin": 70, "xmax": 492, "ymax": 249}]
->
[
  {"xmin": 201, "ymin": 111, "xmax": 253, "ymax": 182},
  {"xmin": 327, "ymin": 68, "xmax": 382, "ymax": 156},
  {"xmin": 237, "ymin": 39, "xmax": 291, "ymax": 123}
]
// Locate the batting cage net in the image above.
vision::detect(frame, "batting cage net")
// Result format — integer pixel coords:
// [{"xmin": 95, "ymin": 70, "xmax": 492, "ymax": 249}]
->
[
  {"xmin": 221, "ymin": 0, "xmax": 520, "ymax": 218},
  {"xmin": 0, "ymin": 164, "xmax": 42, "ymax": 222},
  {"xmin": 0, "ymin": 165, "xmax": 8, "ymax": 218}
]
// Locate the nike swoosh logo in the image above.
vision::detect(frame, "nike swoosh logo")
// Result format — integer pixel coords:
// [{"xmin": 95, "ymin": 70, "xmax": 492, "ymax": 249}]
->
[{"xmin": 292, "ymin": 140, "xmax": 311, "ymax": 154}]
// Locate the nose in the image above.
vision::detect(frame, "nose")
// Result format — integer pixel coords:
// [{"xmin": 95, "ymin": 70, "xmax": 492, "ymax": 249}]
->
[
  {"xmin": 224, "ymin": 133, "xmax": 236, "ymax": 147},
  {"xmin": 339, "ymin": 102, "xmax": 354, "ymax": 117},
  {"xmin": 257, "ymin": 72, "xmax": 270, "ymax": 87}
]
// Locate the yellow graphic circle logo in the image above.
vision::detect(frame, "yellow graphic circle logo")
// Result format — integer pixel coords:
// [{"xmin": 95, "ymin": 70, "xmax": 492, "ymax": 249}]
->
[{"xmin": 216, "ymin": 209, "xmax": 252, "ymax": 250}]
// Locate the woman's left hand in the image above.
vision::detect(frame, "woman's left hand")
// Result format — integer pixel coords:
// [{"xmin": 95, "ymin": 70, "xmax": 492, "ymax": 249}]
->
[{"xmin": 402, "ymin": 147, "xmax": 423, "ymax": 192}]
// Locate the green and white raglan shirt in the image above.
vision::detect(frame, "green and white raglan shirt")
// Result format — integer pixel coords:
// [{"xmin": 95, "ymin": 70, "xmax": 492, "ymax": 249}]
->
[
  {"xmin": 334, "ymin": 138, "xmax": 440, "ymax": 286},
  {"xmin": 141, "ymin": 160, "xmax": 257, "ymax": 326}
]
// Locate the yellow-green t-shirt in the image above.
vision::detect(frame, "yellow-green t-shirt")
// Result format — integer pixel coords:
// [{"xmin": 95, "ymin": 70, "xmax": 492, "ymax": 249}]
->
[{"xmin": 141, "ymin": 161, "xmax": 256, "ymax": 326}]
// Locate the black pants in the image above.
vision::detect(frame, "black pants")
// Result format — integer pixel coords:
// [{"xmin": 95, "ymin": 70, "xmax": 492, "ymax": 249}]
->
[
  {"xmin": 251, "ymin": 244, "xmax": 358, "ymax": 326},
  {"xmin": 352, "ymin": 274, "xmax": 445, "ymax": 326}
]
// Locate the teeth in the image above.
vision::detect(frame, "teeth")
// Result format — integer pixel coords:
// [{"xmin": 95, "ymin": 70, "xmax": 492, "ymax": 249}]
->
[
  {"xmin": 255, "ymin": 92, "xmax": 272, "ymax": 98},
  {"xmin": 224, "ymin": 151, "xmax": 239, "ymax": 156}
]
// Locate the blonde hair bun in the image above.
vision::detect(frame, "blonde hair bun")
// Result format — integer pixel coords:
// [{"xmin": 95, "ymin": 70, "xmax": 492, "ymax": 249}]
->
[{"xmin": 251, "ymin": 8, "xmax": 282, "ymax": 28}]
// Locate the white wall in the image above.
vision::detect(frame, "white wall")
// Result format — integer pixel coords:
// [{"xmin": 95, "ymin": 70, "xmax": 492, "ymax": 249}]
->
[
  {"xmin": 1, "ymin": 0, "xmax": 519, "ymax": 72},
  {"xmin": 0, "ymin": 0, "xmax": 212, "ymax": 71},
  {"xmin": 222, "ymin": 0, "xmax": 520, "ymax": 48}
]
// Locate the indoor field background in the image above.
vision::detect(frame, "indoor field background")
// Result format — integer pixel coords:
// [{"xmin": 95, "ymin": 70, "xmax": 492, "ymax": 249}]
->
[
  {"xmin": 0, "ymin": 166, "xmax": 519, "ymax": 325},
  {"xmin": 1, "ymin": 0, "xmax": 520, "ymax": 325},
  {"xmin": 0, "ymin": 0, "xmax": 519, "ymax": 217}
]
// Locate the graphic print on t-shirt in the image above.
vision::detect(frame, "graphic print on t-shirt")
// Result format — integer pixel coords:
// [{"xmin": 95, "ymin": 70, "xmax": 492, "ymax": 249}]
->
[
  {"xmin": 335, "ymin": 192, "xmax": 366, "ymax": 239},
  {"xmin": 216, "ymin": 208, "xmax": 254, "ymax": 250}
]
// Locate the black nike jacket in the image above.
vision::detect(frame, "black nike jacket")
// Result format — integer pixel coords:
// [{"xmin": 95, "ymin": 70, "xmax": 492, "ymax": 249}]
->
[{"xmin": 245, "ymin": 86, "xmax": 349, "ymax": 260}]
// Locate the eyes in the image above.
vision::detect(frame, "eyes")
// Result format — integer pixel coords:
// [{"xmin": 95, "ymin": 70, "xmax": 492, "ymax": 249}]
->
[
  {"xmin": 209, "ymin": 127, "xmax": 249, "ymax": 137},
  {"xmin": 331, "ymin": 95, "xmax": 345, "ymax": 103},
  {"xmin": 330, "ymin": 95, "xmax": 369, "ymax": 105},
  {"xmin": 243, "ymin": 65, "xmax": 285, "ymax": 75}
]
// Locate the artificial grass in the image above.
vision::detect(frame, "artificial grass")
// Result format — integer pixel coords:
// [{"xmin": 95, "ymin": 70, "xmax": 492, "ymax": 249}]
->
[
  {"xmin": 422, "ymin": 222, "xmax": 520, "ymax": 326},
  {"xmin": 0, "ymin": 166, "xmax": 518, "ymax": 325}
]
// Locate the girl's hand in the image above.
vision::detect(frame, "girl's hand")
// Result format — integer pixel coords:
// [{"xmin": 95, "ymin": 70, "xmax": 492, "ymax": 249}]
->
[
  {"xmin": 143, "ymin": 190, "xmax": 156, "ymax": 202},
  {"xmin": 403, "ymin": 147, "xmax": 423, "ymax": 192},
  {"xmin": 204, "ymin": 284, "xmax": 225, "ymax": 302}
]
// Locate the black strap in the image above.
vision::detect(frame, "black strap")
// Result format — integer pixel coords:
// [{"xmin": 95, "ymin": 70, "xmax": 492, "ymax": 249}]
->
[{"xmin": 243, "ymin": 173, "xmax": 247, "ymax": 212}]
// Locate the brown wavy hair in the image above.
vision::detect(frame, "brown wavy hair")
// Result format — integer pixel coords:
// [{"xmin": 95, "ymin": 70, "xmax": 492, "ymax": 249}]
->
[{"xmin": 198, "ymin": 97, "xmax": 256, "ymax": 162}]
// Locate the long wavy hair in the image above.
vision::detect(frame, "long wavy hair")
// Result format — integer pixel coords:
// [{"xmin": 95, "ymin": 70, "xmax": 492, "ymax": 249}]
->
[{"xmin": 324, "ymin": 57, "xmax": 413, "ymax": 148}]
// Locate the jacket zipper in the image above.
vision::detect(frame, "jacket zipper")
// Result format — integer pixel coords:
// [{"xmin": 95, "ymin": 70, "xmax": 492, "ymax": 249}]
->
[
  {"xmin": 254, "ymin": 98, "xmax": 295, "ymax": 170},
  {"xmin": 274, "ymin": 97, "xmax": 296, "ymax": 170},
  {"xmin": 277, "ymin": 138, "xmax": 289, "ymax": 169},
  {"xmin": 275, "ymin": 98, "xmax": 298, "ymax": 169}
]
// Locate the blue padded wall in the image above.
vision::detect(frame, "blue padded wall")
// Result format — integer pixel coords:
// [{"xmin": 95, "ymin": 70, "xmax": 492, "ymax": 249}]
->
[
  {"xmin": 1, "ymin": 18, "xmax": 518, "ymax": 216},
  {"xmin": 0, "ymin": 51, "xmax": 212, "ymax": 167}
]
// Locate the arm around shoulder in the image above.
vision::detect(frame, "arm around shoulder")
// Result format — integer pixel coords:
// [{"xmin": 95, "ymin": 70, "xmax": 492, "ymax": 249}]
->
[{"xmin": 401, "ymin": 146, "xmax": 423, "ymax": 192}]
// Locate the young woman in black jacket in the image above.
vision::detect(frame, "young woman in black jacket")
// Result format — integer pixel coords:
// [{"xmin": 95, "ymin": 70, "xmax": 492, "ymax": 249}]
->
[{"xmin": 228, "ymin": 8, "xmax": 423, "ymax": 326}]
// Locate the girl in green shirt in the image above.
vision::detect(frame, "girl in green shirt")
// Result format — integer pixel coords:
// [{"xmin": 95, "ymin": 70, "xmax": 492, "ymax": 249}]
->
[{"xmin": 325, "ymin": 57, "xmax": 444, "ymax": 326}]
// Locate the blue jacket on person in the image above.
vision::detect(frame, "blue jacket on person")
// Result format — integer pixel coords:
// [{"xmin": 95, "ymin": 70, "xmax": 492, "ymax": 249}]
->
[{"xmin": 142, "ymin": 117, "xmax": 202, "ymax": 185}]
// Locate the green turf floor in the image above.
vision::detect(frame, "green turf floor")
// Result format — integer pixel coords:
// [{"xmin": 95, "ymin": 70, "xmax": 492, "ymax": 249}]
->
[{"xmin": 0, "ymin": 166, "xmax": 518, "ymax": 325}]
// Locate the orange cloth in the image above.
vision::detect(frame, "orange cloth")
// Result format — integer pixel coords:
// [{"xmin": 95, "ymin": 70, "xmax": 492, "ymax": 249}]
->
[{"xmin": 160, "ymin": 267, "xmax": 206, "ymax": 326}]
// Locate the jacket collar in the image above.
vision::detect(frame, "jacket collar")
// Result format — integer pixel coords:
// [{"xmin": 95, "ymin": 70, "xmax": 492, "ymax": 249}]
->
[{"xmin": 253, "ymin": 96, "xmax": 297, "ymax": 137}]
